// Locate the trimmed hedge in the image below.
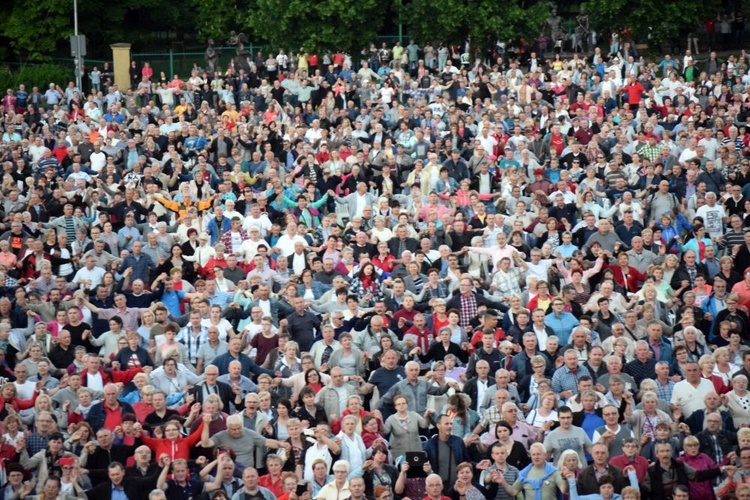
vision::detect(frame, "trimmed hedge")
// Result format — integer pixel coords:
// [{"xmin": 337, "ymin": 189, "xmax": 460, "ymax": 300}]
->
[{"xmin": 0, "ymin": 64, "xmax": 73, "ymax": 92}]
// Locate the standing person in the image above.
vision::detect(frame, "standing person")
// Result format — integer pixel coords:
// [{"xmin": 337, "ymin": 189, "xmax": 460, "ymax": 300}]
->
[
  {"xmin": 641, "ymin": 442, "xmax": 729, "ymax": 499},
  {"xmin": 543, "ymin": 406, "xmax": 593, "ymax": 465},
  {"xmin": 423, "ymin": 414, "xmax": 469, "ymax": 492},
  {"xmin": 497, "ymin": 442, "xmax": 567, "ymax": 500}
]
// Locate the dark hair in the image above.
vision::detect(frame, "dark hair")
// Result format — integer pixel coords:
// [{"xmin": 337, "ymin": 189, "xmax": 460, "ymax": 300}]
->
[
  {"xmin": 48, "ymin": 432, "xmax": 64, "ymax": 442},
  {"xmin": 495, "ymin": 420, "xmax": 513, "ymax": 435},
  {"xmin": 277, "ymin": 399, "xmax": 293, "ymax": 413},
  {"xmin": 304, "ymin": 369, "xmax": 321, "ymax": 385},
  {"xmin": 597, "ymin": 474, "xmax": 615, "ymax": 487},
  {"xmin": 298, "ymin": 386, "xmax": 316, "ymax": 401}
]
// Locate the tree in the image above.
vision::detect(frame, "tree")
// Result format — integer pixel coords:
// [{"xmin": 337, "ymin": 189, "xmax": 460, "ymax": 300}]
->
[
  {"xmin": 249, "ymin": 0, "xmax": 385, "ymax": 54},
  {"xmin": 404, "ymin": 0, "xmax": 551, "ymax": 50},
  {"xmin": 586, "ymin": 0, "xmax": 719, "ymax": 48},
  {"xmin": 192, "ymin": 0, "xmax": 256, "ymax": 42},
  {"xmin": 0, "ymin": 0, "xmax": 72, "ymax": 60}
]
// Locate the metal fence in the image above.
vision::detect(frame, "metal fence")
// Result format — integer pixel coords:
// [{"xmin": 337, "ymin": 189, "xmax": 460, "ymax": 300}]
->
[
  {"xmin": 131, "ymin": 44, "xmax": 266, "ymax": 78},
  {"xmin": 0, "ymin": 35, "xmax": 411, "ymax": 86}
]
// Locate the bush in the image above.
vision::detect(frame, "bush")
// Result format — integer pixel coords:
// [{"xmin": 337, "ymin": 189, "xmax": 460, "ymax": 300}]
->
[{"xmin": 0, "ymin": 63, "xmax": 73, "ymax": 91}]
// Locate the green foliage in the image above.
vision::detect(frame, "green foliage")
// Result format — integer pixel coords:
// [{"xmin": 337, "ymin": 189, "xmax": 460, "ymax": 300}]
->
[
  {"xmin": 192, "ymin": 0, "xmax": 256, "ymax": 42},
  {"xmin": 0, "ymin": 64, "xmax": 72, "ymax": 91},
  {"xmin": 0, "ymin": 0, "xmax": 72, "ymax": 59},
  {"xmin": 586, "ymin": 0, "xmax": 719, "ymax": 46},
  {"xmin": 249, "ymin": 0, "xmax": 384, "ymax": 54},
  {"xmin": 404, "ymin": 0, "xmax": 551, "ymax": 49}
]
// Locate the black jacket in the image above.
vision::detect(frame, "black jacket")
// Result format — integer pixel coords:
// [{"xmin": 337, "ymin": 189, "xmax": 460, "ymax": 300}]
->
[
  {"xmin": 191, "ymin": 380, "xmax": 241, "ymax": 412},
  {"xmin": 83, "ymin": 471, "xmax": 160, "ymax": 500},
  {"xmin": 642, "ymin": 459, "xmax": 721, "ymax": 500},
  {"xmin": 577, "ymin": 464, "xmax": 626, "ymax": 495}
]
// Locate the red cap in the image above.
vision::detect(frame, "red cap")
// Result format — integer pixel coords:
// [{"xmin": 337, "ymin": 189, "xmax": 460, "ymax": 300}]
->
[
  {"xmin": 534, "ymin": 169, "xmax": 544, "ymax": 176},
  {"xmin": 58, "ymin": 457, "xmax": 76, "ymax": 466}
]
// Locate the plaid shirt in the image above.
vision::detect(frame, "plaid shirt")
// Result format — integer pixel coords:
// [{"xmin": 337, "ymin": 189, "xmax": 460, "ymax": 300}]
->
[
  {"xmin": 26, "ymin": 432, "xmax": 49, "ymax": 457},
  {"xmin": 176, "ymin": 325, "xmax": 208, "ymax": 365},
  {"xmin": 492, "ymin": 267, "xmax": 524, "ymax": 300},
  {"xmin": 459, "ymin": 294, "xmax": 479, "ymax": 329},
  {"xmin": 656, "ymin": 379, "xmax": 675, "ymax": 402},
  {"xmin": 551, "ymin": 364, "xmax": 591, "ymax": 395}
]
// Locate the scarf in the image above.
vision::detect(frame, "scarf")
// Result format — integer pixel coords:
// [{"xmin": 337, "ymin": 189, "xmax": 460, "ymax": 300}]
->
[{"xmin": 518, "ymin": 462, "xmax": 557, "ymax": 500}]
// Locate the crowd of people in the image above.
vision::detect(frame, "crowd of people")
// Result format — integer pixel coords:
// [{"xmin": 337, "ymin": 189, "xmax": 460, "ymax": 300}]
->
[{"xmin": 1, "ymin": 33, "xmax": 750, "ymax": 500}]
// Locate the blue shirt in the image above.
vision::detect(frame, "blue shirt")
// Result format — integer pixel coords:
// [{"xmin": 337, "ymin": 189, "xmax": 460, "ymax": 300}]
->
[
  {"xmin": 117, "ymin": 226, "xmax": 141, "ymax": 250},
  {"xmin": 111, "ymin": 484, "xmax": 127, "ymax": 500},
  {"xmin": 160, "ymin": 289, "xmax": 186, "ymax": 317},
  {"xmin": 544, "ymin": 312, "xmax": 579, "ymax": 345}
]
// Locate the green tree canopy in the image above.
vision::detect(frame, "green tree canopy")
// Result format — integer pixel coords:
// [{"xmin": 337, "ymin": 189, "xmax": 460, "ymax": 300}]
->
[
  {"xmin": 249, "ymin": 0, "xmax": 384, "ymax": 54},
  {"xmin": 586, "ymin": 0, "xmax": 719, "ymax": 47},
  {"xmin": 404, "ymin": 0, "xmax": 551, "ymax": 50}
]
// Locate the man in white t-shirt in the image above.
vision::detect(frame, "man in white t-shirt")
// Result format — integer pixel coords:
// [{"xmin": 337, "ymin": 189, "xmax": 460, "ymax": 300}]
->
[
  {"xmin": 695, "ymin": 192, "xmax": 727, "ymax": 239},
  {"xmin": 671, "ymin": 361, "xmax": 717, "ymax": 418}
]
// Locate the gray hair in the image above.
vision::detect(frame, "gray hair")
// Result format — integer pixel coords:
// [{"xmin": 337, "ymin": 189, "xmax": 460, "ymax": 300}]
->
[{"xmin": 333, "ymin": 460, "xmax": 351, "ymax": 473}]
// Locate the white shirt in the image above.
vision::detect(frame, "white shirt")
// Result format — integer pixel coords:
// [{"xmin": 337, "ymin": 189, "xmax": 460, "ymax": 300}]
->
[
  {"xmin": 532, "ymin": 324, "xmax": 549, "ymax": 349},
  {"xmin": 257, "ymin": 299, "xmax": 271, "ymax": 318},
  {"xmin": 695, "ymin": 204, "xmax": 726, "ymax": 239},
  {"xmin": 275, "ymin": 234, "xmax": 308, "ymax": 256},
  {"xmin": 86, "ymin": 371, "xmax": 104, "ymax": 391},
  {"xmin": 671, "ymin": 378, "xmax": 716, "ymax": 417}
]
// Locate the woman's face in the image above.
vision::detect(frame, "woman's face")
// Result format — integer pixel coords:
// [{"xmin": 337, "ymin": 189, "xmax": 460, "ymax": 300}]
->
[
  {"xmin": 283, "ymin": 477, "xmax": 297, "ymax": 493},
  {"xmin": 348, "ymin": 398, "xmax": 362, "ymax": 413},
  {"xmin": 36, "ymin": 398, "xmax": 50, "ymax": 411},
  {"xmin": 342, "ymin": 418, "xmax": 355, "ymax": 434},
  {"xmin": 277, "ymin": 404, "xmax": 288, "ymax": 417},
  {"xmin": 364, "ymin": 418, "xmax": 379, "ymax": 433},
  {"xmin": 643, "ymin": 398, "xmax": 657, "ymax": 412},
  {"xmin": 457, "ymin": 467, "xmax": 473, "ymax": 483},
  {"xmin": 79, "ymin": 391, "xmax": 92, "ymax": 406},
  {"xmin": 564, "ymin": 454, "xmax": 579, "ymax": 470},
  {"xmin": 496, "ymin": 426, "xmax": 510, "ymax": 441},
  {"xmin": 685, "ymin": 442, "xmax": 699, "ymax": 457}
]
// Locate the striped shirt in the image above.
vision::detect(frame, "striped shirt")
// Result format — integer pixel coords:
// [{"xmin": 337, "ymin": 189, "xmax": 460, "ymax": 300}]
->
[{"xmin": 481, "ymin": 463, "xmax": 520, "ymax": 500}]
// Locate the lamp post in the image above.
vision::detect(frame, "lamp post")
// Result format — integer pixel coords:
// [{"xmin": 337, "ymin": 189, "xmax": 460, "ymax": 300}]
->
[{"xmin": 72, "ymin": 0, "xmax": 84, "ymax": 91}]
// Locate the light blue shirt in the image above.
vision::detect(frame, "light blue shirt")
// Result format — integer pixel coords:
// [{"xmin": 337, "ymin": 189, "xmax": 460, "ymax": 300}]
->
[
  {"xmin": 117, "ymin": 226, "xmax": 141, "ymax": 250},
  {"xmin": 111, "ymin": 484, "xmax": 128, "ymax": 500},
  {"xmin": 544, "ymin": 312, "xmax": 580, "ymax": 345}
]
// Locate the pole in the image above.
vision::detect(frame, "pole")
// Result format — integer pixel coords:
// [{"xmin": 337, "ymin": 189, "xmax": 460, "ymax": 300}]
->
[
  {"xmin": 73, "ymin": 0, "xmax": 82, "ymax": 91},
  {"xmin": 169, "ymin": 49, "xmax": 174, "ymax": 78},
  {"xmin": 398, "ymin": 0, "xmax": 403, "ymax": 44}
]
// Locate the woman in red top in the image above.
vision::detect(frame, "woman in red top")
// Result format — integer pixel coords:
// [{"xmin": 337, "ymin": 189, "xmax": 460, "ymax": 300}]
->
[
  {"xmin": 372, "ymin": 242, "xmax": 396, "ymax": 275},
  {"xmin": 0, "ymin": 383, "xmax": 39, "ymax": 417},
  {"xmin": 133, "ymin": 405, "xmax": 204, "ymax": 461},
  {"xmin": 141, "ymin": 62, "xmax": 153, "ymax": 81},
  {"xmin": 331, "ymin": 395, "xmax": 381, "ymax": 435},
  {"xmin": 605, "ymin": 252, "xmax": 646, "ymax": 294}
]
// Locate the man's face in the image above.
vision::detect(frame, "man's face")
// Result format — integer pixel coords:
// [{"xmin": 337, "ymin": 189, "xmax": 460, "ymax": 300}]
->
[{"xmin": 108, "ymin": 466, "xmax": 125, "ymax": 486}]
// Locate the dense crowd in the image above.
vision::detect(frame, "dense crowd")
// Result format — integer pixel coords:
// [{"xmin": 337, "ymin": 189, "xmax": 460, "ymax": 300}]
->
[{"xmin": 1, "ymin": 35, "xmax": 750, "ymax": 500}]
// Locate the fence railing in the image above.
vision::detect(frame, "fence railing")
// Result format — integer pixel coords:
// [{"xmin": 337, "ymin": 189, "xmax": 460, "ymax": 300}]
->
[{"xmin": 0, "ymin": 35, "xmax": 411, "ymax": 87}]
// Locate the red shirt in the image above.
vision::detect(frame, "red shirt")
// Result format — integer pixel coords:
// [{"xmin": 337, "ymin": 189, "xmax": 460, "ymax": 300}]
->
[
  {"xmin": 103, "ymin": 403, "xmax": 125, "ymax": 431},
  {"xmin": 623, "ymin": 82, "xmax": 645, "ymax": 105},
  {"xmin": 732, "ymin": 281, "xmax": 750, "ymax": 311},
  {"xmin": 610, "ymin": 454, "xmax": 649, "ymax": 482},
  {"xmin": 258, "ymin": 474, "xmax": 284, "ymax": 497}
]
